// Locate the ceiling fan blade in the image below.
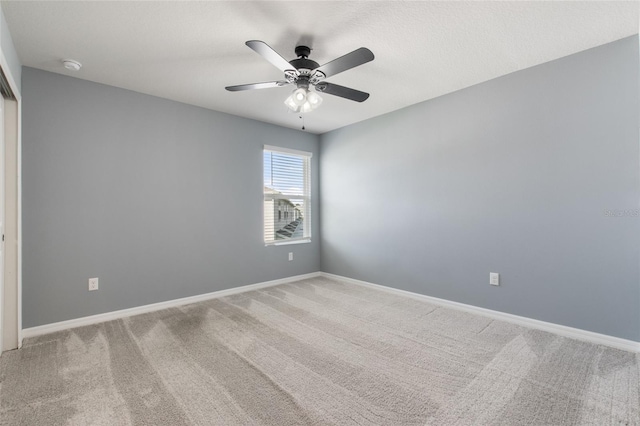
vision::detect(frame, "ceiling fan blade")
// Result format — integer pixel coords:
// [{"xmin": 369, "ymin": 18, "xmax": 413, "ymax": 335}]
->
[
  {"xmin": 225, "ymin": 81, "xmax": 290, "ymax": 92},
  {"xmin": 246, "ymin": 40, "xmax": 294, "ymax": 73},
  {"xmin": 314, "ymin": 47, "xmax": 374, "ymax": 79},
  {"xmin": 315, "ymin": 82, "xmax": 369, "ymax": 102}
]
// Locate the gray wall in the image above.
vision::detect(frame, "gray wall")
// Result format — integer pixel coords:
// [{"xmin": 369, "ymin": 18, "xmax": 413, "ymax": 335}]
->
[
  {"xmin": 320, "ymin": 36, "xmax": 640, "ymax": 341},
  {"xmin": 22, "ymin": 67, "xmax": 320, "ymax": 328}
]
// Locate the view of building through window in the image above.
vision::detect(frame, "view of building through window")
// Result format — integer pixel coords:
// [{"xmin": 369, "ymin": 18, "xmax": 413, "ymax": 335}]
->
[{"xmin": 263, "ymin": 147, "xmax": 311, "ymax": 244}]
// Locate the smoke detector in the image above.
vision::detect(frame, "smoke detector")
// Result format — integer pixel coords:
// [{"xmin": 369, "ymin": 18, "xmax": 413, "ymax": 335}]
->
[{"xmin": 62, "ymin": 59, "xmax": 82, "ymax": 71}]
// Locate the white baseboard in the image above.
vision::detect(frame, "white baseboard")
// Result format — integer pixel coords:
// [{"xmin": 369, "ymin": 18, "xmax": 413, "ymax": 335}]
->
[
  {"xmin": 21, "ymin": 272, "xmax": 322, "ymax": 342},
  {"xmin": 21, "ymin": 270, "xmax": 640, "ymax": 353},
  {"xmin": 321, "ymin": 272, "xmax": 640, "ymax": 353}
]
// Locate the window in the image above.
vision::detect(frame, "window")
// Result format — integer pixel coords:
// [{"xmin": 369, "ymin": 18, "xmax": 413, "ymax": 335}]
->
[{"xmin": 264, "ymin": 145, "xmax": 312, "ymax": 245}]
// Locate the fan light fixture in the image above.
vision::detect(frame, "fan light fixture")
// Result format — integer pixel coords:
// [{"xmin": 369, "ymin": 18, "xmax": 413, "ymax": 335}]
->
[
  {"xmin": 226, "ymin": 41, "xmax": 374, "ymax": 113},
  {"xmin": 284, "ymin": 88, "xmax": 323, "ymax": 113}
]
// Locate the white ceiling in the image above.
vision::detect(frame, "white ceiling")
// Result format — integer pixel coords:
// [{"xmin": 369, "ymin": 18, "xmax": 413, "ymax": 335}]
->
[{"xmin": 2, "ymin": 1, "xmax": 638, "ymax": 134}]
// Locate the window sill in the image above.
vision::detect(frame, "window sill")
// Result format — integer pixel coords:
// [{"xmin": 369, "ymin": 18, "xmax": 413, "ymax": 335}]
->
[{"xmin": 265, "ymin": 239, "xmax": 311, "ymax": 247}]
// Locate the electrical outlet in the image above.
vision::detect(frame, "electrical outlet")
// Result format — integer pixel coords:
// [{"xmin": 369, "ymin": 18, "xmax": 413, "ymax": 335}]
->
[
  {"xmin": 489, "ymin": 273, "xmax": 500, "ymax": 286},
  {"xmin": 288, "ymin": 252, "xmax": 293, "ymax": 261},
  {"xmin": 88, "ymin": 277, "xmax": 99, "ymax": 291}
]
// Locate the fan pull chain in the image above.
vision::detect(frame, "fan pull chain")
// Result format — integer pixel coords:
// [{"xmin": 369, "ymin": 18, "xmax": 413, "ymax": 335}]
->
[{"xmin": 300, "ymin": 115, "xmax": 305, "ymax": 131}]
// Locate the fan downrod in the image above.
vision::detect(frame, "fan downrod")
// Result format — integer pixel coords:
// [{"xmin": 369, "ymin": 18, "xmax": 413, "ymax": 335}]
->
[{"xmin": 294, "ymin": 45, "xmax": 311, "ymax": 58}]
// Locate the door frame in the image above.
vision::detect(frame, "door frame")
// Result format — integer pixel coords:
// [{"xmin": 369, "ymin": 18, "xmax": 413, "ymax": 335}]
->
[
  {"xmin": 0, "ymin": 51, "xmax": 21, "ymax": 352},
  {"xmin": 2, "ymin": 97, "xmax": 18, "ymax": 352},
  {"xmin": 0, "ymin": 96, "xmax": 4, "ymax": 355}
]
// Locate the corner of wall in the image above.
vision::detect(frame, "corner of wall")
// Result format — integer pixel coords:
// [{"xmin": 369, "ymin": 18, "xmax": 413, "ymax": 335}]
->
[{"xmin": 0, "ymin": 6, "xmax": 21, "ymax": 96}]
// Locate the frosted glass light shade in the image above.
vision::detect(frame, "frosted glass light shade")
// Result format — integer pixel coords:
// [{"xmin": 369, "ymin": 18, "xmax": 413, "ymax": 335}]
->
[
  {"xmin": 292, "ymin": 88, "xmax": 307, "ymax": 106},
  {"xmin": 284, "ymin": 95, "xmax": 298, "ymax": 111},
  {"xmin": 284, "ymin": 88, "xmax": 323, "ymax": 113},
  {"xmin": 306, "ymin": 91, "xmax": 323, "ymax": 107}
]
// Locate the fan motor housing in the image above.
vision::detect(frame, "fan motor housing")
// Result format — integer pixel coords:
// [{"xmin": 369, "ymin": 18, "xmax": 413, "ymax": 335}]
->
[{"xmin": 289, "ymin": 57, "xmax": 319, "ymax": 71}]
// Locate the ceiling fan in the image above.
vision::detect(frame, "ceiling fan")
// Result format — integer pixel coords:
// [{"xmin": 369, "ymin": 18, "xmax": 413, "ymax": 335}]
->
[{"xmin": 225, "ymin": 40, "xmax": 374, "ymax": 113}]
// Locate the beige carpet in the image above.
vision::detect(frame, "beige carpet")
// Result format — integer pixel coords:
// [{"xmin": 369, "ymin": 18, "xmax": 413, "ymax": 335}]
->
[{"xmin": 1, "ymin": 276, "xmax": 638, "ymax": 425}]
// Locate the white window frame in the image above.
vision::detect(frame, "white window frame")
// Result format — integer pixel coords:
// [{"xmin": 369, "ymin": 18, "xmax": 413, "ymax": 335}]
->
[{"xmin": 263, "ymin": 145, "xmax": 312, "ymax": 246}]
